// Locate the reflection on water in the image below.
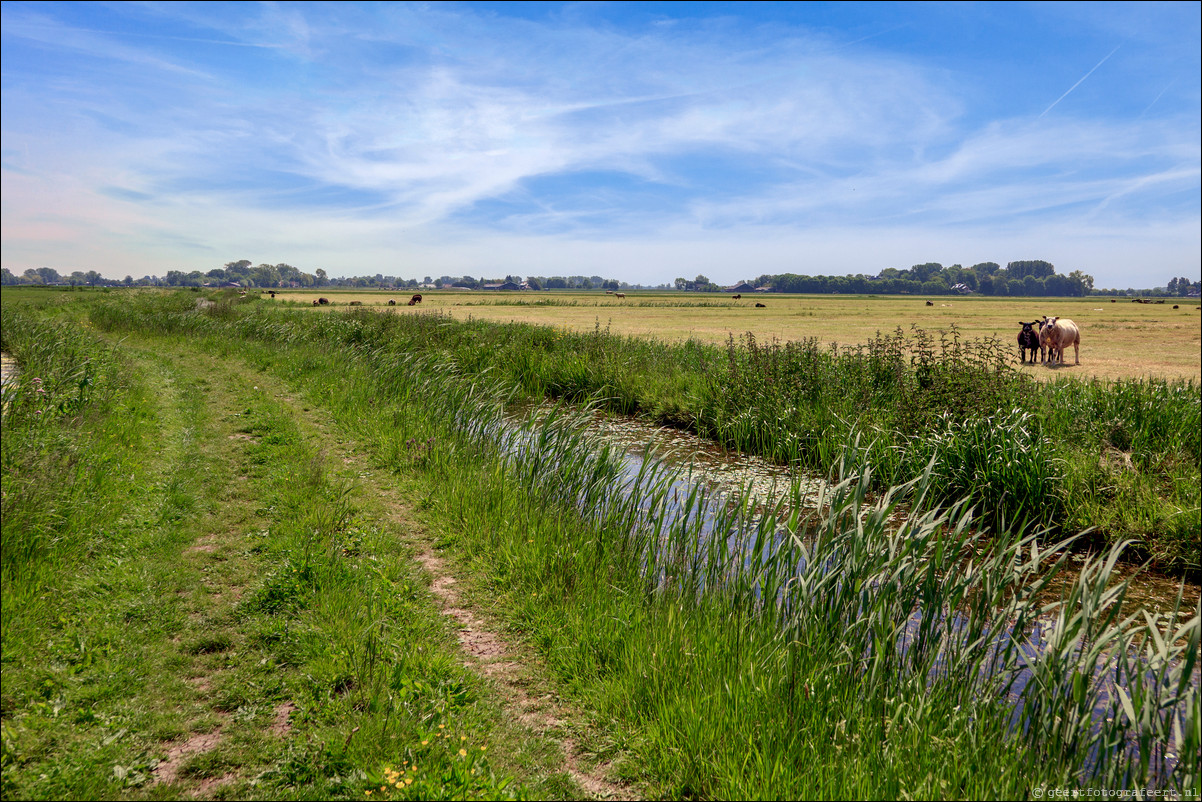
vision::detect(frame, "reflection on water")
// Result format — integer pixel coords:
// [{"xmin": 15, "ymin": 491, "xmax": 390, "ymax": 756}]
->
[
  {"xmin": 1, "ymin": 351, "xmax": 17, "ymax": 409},
  {"xmin": 521, "ymin": 401, "xmax": 1200, "ymax": 613},
  {"xmin": 503, "ymin": 400, "xmax": 1199, "ymax": 786}
]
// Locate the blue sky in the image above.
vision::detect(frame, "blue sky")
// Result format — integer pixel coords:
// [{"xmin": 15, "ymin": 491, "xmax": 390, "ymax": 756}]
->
[{"xmin": 2, "ymin": 1, "xmax": 1199, "ymax": 287}]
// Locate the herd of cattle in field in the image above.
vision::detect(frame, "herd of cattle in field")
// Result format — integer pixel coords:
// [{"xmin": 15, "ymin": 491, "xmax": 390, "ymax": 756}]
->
[{"xmin": 1017, "ymin": 316, "xmax": 1080, "ymax": 366}]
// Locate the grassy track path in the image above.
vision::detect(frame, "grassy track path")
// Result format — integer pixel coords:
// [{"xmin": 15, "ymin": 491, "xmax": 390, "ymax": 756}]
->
[{"xmin": 3, "ymin": 327, "xmax": 633, "ymax": 799}]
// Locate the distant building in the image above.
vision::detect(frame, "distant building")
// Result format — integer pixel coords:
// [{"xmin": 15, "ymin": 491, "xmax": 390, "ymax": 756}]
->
[
  {"xmin": 482, "ymin": 281, "xmax": 522, "ymax": 291},
  {"xmin": 724, "ymin": 282, "xmax": 757, "ymax": 293}
]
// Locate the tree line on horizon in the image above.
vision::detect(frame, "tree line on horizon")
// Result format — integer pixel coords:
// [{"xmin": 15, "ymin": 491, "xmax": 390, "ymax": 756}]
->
[{"xmin": 2, "ymin": 259, "xmax": 1198, "ymax": 298}]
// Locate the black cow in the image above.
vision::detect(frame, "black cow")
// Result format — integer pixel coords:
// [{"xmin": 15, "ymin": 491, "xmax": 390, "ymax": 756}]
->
[{"xmin": 755, "ymin": 302, "xmax": 766, "ymax": 308}]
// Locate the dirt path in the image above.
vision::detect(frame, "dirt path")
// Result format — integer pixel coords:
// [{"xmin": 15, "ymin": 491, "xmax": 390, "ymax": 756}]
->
[
  {"xmin": 414, "ymin": 551, "xmax": 633, "ymax": 801},
  {"xmin": 136, "ymin": 337, "xmax": 637, "ymax": 799}
]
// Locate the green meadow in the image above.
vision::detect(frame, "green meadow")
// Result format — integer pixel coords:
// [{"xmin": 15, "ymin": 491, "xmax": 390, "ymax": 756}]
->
[{"xmin": 2, "ymin": 286, "xmax": 1198, "ymax": 800}]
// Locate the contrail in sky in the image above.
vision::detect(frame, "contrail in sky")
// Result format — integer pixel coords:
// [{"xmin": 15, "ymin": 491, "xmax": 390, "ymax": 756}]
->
[{"xmin": 1039, "ymin": 44, "xmax": 1122, "ymax": 118}]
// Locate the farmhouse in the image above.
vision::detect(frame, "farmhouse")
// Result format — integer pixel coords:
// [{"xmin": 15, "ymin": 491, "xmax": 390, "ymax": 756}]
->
[
  {"xmin": 481, "ymin": 281, "xmax": 522, "ymax": 291},
  {"xmin": 724, "ymin": 282, "xmax": 757, "ymax": 294}
]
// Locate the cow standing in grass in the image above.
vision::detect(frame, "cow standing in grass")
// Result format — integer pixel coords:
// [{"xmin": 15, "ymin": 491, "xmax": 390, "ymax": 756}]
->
[{"xmin": 1017, "ymin": 321, "xmax": 1044, "ymax": 363}]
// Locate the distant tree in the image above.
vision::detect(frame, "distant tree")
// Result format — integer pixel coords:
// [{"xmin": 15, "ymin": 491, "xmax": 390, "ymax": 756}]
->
[
  {"xmin": 602, "ymin": 279, "xmax": 620, "ymax": 291},
  {"xmin": 970, "ymin": 262, "xmax": 1001, "ymax": 276},
  {"xmin": 314, "ymin": 268, "xmax": 328, "ymax": 287},
  {"xmin": 526, "ymin": 277, "xmax": 543, "ymax": 290},
  {"xmin": 1007, "ymin": 260, "xmax": 1055, "ymax": 280},
  {"xmin": 910, "ymin": 263, "xmax": 944, "ymax": 283},
  {"xmin": 1068, "ymin": 270, "xmax": 1094, "ymax": 294},
  {"xmin": 86, "ymin": 270, "xmax": 102, "ymax": 287},
  {"xmin": 1, "ymin": 268, "xmax": 18, "ymax": 285}
]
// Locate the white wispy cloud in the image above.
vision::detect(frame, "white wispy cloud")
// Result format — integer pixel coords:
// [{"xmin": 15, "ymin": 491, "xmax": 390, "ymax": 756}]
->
[{"xmin": 2, "ymin": 2, "xmax": 1197, "ymax": 284}]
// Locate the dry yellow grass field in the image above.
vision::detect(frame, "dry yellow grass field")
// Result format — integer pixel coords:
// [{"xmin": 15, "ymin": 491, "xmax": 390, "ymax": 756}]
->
[{"xmin": 274, "ymin": 290, "xmax": 1202, "ymax": 383}]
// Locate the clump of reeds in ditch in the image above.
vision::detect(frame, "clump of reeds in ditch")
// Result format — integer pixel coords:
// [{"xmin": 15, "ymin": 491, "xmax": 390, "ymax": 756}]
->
[{"xmin": 485, "ymin": 402, "xmax": 1200, "ymax": 791}]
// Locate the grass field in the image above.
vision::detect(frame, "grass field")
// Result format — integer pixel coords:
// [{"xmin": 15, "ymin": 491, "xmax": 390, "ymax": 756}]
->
[
  {"xmin": 2, "ymin": 287, "xmax": 1199, "ymax": 799},
  {"xmin": 273, "ymin": 290, "xmax": 1202, "ymax": 383}
]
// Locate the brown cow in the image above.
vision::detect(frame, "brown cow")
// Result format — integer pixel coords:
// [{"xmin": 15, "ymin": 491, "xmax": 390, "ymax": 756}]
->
[
  {"xmin": 318, "ymin": 297, "xmax": 330, "ymax": 305},
  {"xmin": 733, "ymin": 294, "xmax": 742, "ymax": 300},
  {"xmin": 388, "ymin": 299, "xmax": 396, "ymax": 305},
  {"xmin": 349, "ymin": 300, "xmax": 363, "ymax": 306},
  {"xmin": 410, "ymin": 294, "xmax": 423, "ymax": 305},
  {"xmin": 1042, "ymin": 316, "xmax": 1080, "ymax": 365}
]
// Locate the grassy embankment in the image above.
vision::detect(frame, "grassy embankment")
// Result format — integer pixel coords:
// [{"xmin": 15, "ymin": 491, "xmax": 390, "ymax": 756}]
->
[
  {"xmin": 3, "ymin": 288, "xmax": 1196, "ymax": 799},
  {"xmin": 276, "ymin": 292, "xmax": 1198, "ymax": 571}
]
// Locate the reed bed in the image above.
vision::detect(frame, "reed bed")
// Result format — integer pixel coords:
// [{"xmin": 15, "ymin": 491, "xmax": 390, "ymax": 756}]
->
[{"xmin": 71, "ymin": 291, "xmax": 1201, "ymax": 795}]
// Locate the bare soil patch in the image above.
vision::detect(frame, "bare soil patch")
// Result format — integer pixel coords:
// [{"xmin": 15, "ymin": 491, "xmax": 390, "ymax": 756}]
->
[
  {"xmin": 271, "ymin": 702, "xmax": 297, "ymax": 737},
  {"xmin": 153, "ymin": 729, "xmax": 224, "ymax": 786}
]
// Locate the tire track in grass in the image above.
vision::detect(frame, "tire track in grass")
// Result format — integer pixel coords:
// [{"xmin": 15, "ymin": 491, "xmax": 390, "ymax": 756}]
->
[
  {"xmin": 73, "ymin": 327, "xmax": 636, "ymax": 799},
  {"xmin": 415, "ymin": 550, "xmax": 635, "ymax": 801},
  {"xmin": 208, "ymin": 349, "xmax": 639, "ymax": 799}
]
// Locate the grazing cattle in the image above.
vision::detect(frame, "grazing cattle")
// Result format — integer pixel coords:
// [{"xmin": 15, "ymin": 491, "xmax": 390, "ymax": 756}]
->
[
  {"xmin": 410, "ymin": 294, "xmax": 423, "ymax": 305},
  {"xmin": 318, "ymin": 297, "xmax": 330, "ymax": 305},
  {"xmin": 1173, "ymin": 305, "xmax": 1179, "ymax": 309},
  {"xmin": 1017, "ymin": 321, "xmax": 1043, "ymax": 363},
  {"xmin": 388, "ymin": 299, "xmax": 396, "ymax": 305},
  {"xmin": 1110, "ymin": 299, "xmax": 1116, "ymax": 303},
  {"xmin": 1042, "ymin": 316, "xmax": 1080, "ymax": 365},
  {"xmin": 925, "ymin": 300, "xmax": 934, "ymax": 306},
  {"xmin": 755, "ymin": 302, "xmax": 766, "ymax": 308},
  {"xmin": 615, "ymin": 292, "xmax": 625, "ymax": 298},
  {"xmin": 349, "ymin": 300, "xmax": 363, "ymax": 306},
  {"xmin": 605, "ymin": 290, "xmax": 614, "ymax": 295},
  {"xmin": 733, "ymin": 294, "xmax": 742, "ymax": 300},
  {"xmin": 268, "ymin": 291, "xmax": 276, "ymax": 298},
  {"xmin": 312, "ymin": 300, "xmax": 319, "ymax": 306}
]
